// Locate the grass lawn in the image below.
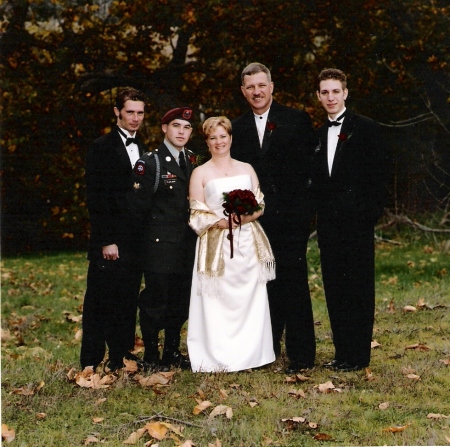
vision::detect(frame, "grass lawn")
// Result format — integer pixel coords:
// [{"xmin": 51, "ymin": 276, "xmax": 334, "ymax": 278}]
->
[{"xmin": 2, "ymin": 229, "xmax": 450, "ymax": 446}]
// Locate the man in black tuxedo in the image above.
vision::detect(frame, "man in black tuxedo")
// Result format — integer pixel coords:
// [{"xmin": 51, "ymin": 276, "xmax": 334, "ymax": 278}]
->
[
  {"xmin": 231, "ymin": 62, "xmax": 317, "ymax": 373},
  {"xmin": 81, "ymin": 87, "xmax": 147, "ymax": 372},
  {"xmin": 313, "ymin": 68, "xmax": 392, "ymax": 371},
  {"xmin": 130, "ymin": 107, "xmax": 197, "ymax": 370}
]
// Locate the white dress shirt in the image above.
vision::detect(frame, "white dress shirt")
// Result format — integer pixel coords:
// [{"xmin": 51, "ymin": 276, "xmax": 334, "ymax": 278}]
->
[
  {"xmin": 254, "ymin": 109, "xmax": 270, "ymax": 147},
  {"xmin": 118, "ymin": 126, "xmax": 140, "ymax": 168},
  {"xmin": 327, "ymin": 107, "xmax": 346, "ymax": 175}
]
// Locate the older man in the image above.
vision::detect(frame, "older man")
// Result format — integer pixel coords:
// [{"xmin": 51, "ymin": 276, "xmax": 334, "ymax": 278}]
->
[{"xmin": 231, "ymin": 63, "xmax": 317, "ymax": 373}]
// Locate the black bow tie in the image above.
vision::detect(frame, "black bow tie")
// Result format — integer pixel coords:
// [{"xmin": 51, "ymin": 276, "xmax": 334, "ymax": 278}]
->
[
  {"xmin": 125, "ymin": 138, "xmax": 137, "ymax": 146},
  {"xmin": 327, "ymin": 120, "xmax": 342, "ymax": 127},
  {"xmin": 117, "ymin": 127, "xmax": 137, "ymax": 146},
  {"xmin": 327, "ymin": 111, "xmax": 346, "ymax": 127}
]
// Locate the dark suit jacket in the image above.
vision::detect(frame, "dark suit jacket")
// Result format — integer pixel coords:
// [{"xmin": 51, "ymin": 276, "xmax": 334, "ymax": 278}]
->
[
  {"xmin": 312, "ymin": 109, "xmax": 392, "ymax": 240},
  {"xmin": 85, "ymin": 126, "xmax": 145, "ymax": 261},
  {"xmin": 231, "ymin": 101, "xmax": 317, "ymax": 238},
  {"xmin": 130, "ymin": 143, "xmax": 196, "ymax": 274}
]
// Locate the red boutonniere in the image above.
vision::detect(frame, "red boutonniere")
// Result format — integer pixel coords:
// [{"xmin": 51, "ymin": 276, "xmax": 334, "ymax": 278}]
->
[
  {"xmin": 267, "ymin": 121, "xmax": 277, "ymax": 136},
  {"xmin": 222, "ymin": 189, "xmax": 262, "ymax": 258},
  {"xmin": 337, "ymin": 132, "xmax": 353, "ymax": 142},
  {"xmin": 186, "ymin": 150, "xmax": 205, "ymax": 167}
]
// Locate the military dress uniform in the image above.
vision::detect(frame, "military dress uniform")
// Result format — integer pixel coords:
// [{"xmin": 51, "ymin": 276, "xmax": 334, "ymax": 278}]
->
[{"xmin": 130, "ymin": 142, "xmax": 197, "ymax": 367}]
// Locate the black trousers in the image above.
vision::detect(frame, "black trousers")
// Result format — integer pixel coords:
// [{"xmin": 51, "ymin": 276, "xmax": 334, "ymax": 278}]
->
[
  {"xmin": 319, "ymin": 225, "xmax": 375, "ymax": 367},
  {"xmin": 138, "ymin": 271, "xmax": 191, "ymax": 362},
  {"xmin": 265, "ymin": 218, "xmax": 316, "ymax": 366},
  {"xmin": 80, "ymin": 260, "xmax": 142, "ymax": 368}
]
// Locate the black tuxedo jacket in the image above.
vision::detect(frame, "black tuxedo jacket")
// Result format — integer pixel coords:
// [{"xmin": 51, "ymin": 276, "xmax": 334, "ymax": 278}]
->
[
  {"xmin": 130, "ymin": 142, "xmax": 197, "ymax": 274},
  {"xmin": 231, "ymin": 101, "xmax": 317, "ymax": 235},
  {"xmin": 85, "ymin": 126, "xmax": 145, "ymax": 261},
  {"xmin": 312, "ymin": 109, "xmax": 391, "ymax": 238}
]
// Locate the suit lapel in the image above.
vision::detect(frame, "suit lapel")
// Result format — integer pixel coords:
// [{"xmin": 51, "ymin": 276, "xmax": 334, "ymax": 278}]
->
[{"xmin": 113, "ymin": 128, "xmax": 133, "ymax": 170}]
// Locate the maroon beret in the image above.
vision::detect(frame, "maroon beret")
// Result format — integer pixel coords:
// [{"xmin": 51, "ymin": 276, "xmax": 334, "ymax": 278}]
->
[{"xmin": 161, "ymin": 107, "xmax": 193, "ymax": 124}]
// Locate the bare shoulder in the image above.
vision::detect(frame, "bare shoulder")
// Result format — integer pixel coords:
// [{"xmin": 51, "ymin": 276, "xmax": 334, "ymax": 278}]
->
[{"xmin": 232, "ymin": 159, "xmax": 256, "ymax": 175}]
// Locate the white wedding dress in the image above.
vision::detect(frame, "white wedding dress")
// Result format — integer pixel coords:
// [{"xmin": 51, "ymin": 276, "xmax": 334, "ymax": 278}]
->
[{"xmin": 187, "ymin": 174, "xmax": 275, "ymax": 372}]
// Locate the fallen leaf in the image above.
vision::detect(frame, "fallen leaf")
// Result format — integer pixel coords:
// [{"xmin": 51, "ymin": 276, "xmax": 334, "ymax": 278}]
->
[
  {"xmin": 281, "ymin": 417, "xmax": 306, "ymax": 423},
  {"xmin": 193, "ymin": 400, "xmax": 212, "ymax": 415},
  {"xmin": 135, "ymin": 373, "xmax": 172, "ymax": 387},
  {"xmin": 427, "ymin": 413, "xmax": 449, "ymax": 419},
  {"xmin": 288, "ymin": 388, "xmax": 306, "ymax": 399},
  {"xmin": 371, "ymin": 340, "xmax": 381, "ymax": 349},
  {"xmin": 383, "ymin": 423, "xmax": 411, "ymax": 432},
  {"xmin": 123, "ymin": 358, "xmax": 139, "ymax": 373},
  {"xmin": 208, "ymin": 405, "xmax": 233, "ymax": 420},
  {"xmin": 219, "ymin": 389, "xmax": 228, "ymax": 399},
  {"xmin": 249, "ymin": 401, "xmax": 259, "ymax": 408},
  {"xmin": 379, "ymin": 402, "xmax": 390, "ymax": 410},
  {"xmin": 295, "ymin": 373, "xmax": 310, "ymax": 381},
  {"xmin": 95, "ymin": 398, "xmax": 107, "ymax": 405},
  {"xmin": 404, "ymin": 343, "xmax": 431, "ymax": 351},
  {"xmin": 36, "ymin": 413, "xmax": 47, "ymax": 419},
  {"xmin": 92, "ymin": 417, "xmax": 104, "ymax": 424},
  {"xmin": 445, "ymin": 435, "xmax": 450, "ymax": 444},
  {"xmin": 84, "ymin": 435, "xmax": 99, "ymax": 445},
  {"xmin": 313, "ymin": 433, "xmax": 334, "ymax": 441},
  {"xmin": 406, "ymin": 374, "xmax": 421, "ymax": 380},
  {"xmin": 365, "ymin": 368, "xmax": 377, "ymax": 381},
  {"xmin": 197, "ymin": 388, "xmax": 206, "ymax": 400},
  {"xmin": 208, "ymin": 439, "xmax": 222, "ymax": 447},
  {"xmin": 439, "ymin": 358, "xmax": 450, "ymax": 366},
  {"xmin": 403, "ymin": 305, "xmax": 417, "ymax": 312},
  {"xmin": 146, "ymin": 422, "xmax": 168, "ymax": 440},
  {"xmin": 179, "ymin": 441, "xmax": 196, "ymax": 447},
  {"xmin": 1, "ymin": 424, "xmax": 15, "ymax": 443},
  {"xmin": 124, "ymin": 428, "xmax": 147, "ymax": 444},
  {"xmin": 317, "ymin": 381, "xmax": 335, "ymax": 393},
  {"xmin": 309, "ymin": 422, "xmax": 318, "ymax": 429}
]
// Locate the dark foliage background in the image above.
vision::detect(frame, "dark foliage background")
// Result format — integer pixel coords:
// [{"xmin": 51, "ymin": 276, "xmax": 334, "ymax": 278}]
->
[{"xmin": 1, "ymin": 0, "xmax": 449, "ymax": 254}]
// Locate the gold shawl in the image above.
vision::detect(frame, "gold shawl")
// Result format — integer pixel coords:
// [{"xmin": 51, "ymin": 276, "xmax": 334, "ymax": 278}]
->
[{"xmin": 189, "ymin": 189, "xmax": 276, "ymax": 298}]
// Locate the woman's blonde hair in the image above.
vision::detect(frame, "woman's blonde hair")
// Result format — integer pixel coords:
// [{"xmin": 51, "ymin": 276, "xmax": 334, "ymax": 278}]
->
[{"xmin": 202, "ymin": 116, "xmax": 232, "ymax": 139}]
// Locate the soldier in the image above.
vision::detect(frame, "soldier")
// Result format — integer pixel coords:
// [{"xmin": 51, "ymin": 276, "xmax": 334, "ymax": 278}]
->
[{"xmin": 130, "ymin": 107, "xmax": 197, "ymax": 370}]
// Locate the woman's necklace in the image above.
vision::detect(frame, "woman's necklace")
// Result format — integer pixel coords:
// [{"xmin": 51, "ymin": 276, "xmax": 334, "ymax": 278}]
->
[{"xmin": 211, "ymin": 161, "xmax": 232, "ymax": 177}]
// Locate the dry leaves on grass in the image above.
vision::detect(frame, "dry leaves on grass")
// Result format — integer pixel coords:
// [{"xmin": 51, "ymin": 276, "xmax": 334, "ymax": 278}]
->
[
  {"xmin": 404, "ymin": 343, "xmax": 431, "ymax": 351},
  {"xmin": 208, "ymin": 405, "xmax": 233, "ymax": 420},
  {"xmin": 135, "ymin": 371, "xmax": 176, "ymax": 387},
  {"xmin": 288, "ymin": 388, "xmax": 306, "ymax": 399},
  {"xmin": 427, "ymin": 413, "xmax": 449, "ymax": 419},
  {"xmin": 123, "ymin": 421, "xmax": 185, "ymax": 445},
  {"xmin": 439, "ymin": 358, "xmax": 450, "ymax": 366},
  {"xmin": 383, "ymin": 423, "xmax": 411, "ymax": 433},
  {"xmin": 314, "ymin": 380, "xmax": 342, "ymax": 393},
  {"xmin": 284, "ymin": 373, "xmax": 310, "ymax": 383},
  {"xmin": 1, "ymin": 424, "xmax": 15, "ymax": 443},
  {"xmin": 379, "ymin": 402, "xmax": 390, "ymax": 410},
  {"xmin": 193, "ymin": 400, "xmax": 213, "ymax": 415},
  {"xmin": 313, "ymin": 433, "xmax": 334, "ymax": 441},
  {"xmin": 84, "ymin": 435, "xmax": 100, "ymax": 444},
  {"xmin": 11, "ymin": 380, "xmax": 44, "ymax": 396},
  {"xmin": 403, "ymin": 305, "xmax": 417, "ymax": 312},
  {"xmin": 281, "ymin": 417, "xmax": 319, "ymax": 432}
]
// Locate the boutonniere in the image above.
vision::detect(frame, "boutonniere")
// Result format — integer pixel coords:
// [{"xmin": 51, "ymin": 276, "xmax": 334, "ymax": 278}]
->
[
  {"xmin": 266, "ymin": 121, "xmax": 277, "ymax": 136},
  {"xmin": 337, "ymin": 132, "xmax": 353, "ymax": 142},
  {"xmin": 186, "ymin": 149, "xmax": 205, "ymax": 167}
]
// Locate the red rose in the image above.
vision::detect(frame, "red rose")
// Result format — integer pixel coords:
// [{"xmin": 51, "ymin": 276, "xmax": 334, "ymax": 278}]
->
[
  {"xmin": 221, "ymin": 189, "xmax": 262, "ymax": 258},
  {"xmin": 267, "ymin": 121, "xmax": 276, "ymax": 131},
  {"xmin": 338, "ymin": 133, "xmax": 347, "ymax": 141}
]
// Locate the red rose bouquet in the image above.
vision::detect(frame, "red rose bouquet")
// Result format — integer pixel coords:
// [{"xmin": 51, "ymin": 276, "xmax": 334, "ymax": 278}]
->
[{"xmin": 222, "ymin": 189, "xmax": 262, "ymax": 258}]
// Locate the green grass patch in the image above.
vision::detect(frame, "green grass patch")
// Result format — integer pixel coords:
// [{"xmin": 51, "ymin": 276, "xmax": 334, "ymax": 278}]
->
[{"xmin": 2, "ymin": 233, "xmax": 450, "ymax": 446}]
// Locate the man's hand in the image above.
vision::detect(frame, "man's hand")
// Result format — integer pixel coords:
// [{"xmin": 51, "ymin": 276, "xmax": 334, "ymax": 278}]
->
[{"xmin": 102, "ymin": 244, "xmax": 119, "ymax": 261}]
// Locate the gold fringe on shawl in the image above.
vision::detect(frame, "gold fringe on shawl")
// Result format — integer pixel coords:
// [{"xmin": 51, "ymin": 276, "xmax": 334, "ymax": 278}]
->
[{"xmin": 189, "ymin": 190, "xmax": 276, "ymax": 298}]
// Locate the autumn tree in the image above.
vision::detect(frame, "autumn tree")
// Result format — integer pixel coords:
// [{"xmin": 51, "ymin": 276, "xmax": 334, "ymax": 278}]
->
[{"xmin": 1, "ymin": 0, "xmax": 449, "ymax": 253}]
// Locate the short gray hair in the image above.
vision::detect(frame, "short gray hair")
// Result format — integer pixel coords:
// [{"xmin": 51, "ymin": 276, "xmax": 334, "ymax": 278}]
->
[{"xmin": 241, "ymin": 62, "xmax": 272, "ymax": 85}]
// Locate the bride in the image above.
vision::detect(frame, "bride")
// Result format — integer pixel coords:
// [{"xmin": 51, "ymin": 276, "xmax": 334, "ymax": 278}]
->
[{"xmin": 187, "ymin": 116, "xmax": 276, "ymax": 372}]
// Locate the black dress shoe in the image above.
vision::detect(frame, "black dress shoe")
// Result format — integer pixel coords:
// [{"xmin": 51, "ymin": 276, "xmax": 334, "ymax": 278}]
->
[
  {"xmin": 161, "ymin": 350, "xmax": 191, "ymax": 370},
  {"xmin": 335, "ymin": 362, "xmax": 365, "ymax": 372},
  {"xmin": 105, "ymin": 360, "xmax": 124, "ymax": 373},
  {"xmin": 285, "ymin": 361, "xmax": 314, "ymax": 374},
  {"xmin": 323, "ymin": 359, "xmax": 342, "ymax": 369}
]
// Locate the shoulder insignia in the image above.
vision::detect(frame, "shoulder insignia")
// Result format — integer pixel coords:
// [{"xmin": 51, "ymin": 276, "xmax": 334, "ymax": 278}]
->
[{"xmin": 134, "ymin": 160, "xmax": 146, "ymax": 175}]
